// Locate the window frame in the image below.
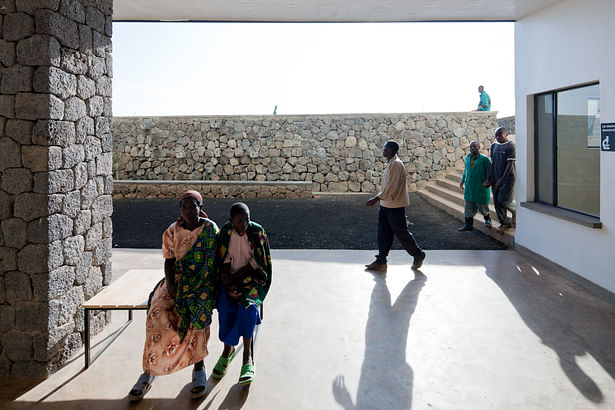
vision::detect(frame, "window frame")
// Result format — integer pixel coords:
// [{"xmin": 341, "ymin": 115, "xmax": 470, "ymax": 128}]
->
[{"xmin": 533, "ymin": 81, "xmax": 600, "ymax": 218}]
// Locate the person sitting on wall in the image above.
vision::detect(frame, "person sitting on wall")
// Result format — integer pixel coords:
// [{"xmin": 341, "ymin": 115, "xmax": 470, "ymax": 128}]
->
[{"xmin": 474, "ymin": 85, "xmax": 491, "ymax": 111}]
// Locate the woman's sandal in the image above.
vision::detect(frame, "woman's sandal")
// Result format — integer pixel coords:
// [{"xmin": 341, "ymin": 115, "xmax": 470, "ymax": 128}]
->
[
  {"xmin": 238, "ymin": 363, "xmax": 255, "ymax": 385},
  {"xmin": 191, "ymin": 368, "xmax": 208, "ymax": 399},
  {"xmin": 212, "ymin": 347, "xmax": 235, "ymax": 379},
  {"xmin": 128, "ymin": 373, "xmax": 156, "ymax": 401}
]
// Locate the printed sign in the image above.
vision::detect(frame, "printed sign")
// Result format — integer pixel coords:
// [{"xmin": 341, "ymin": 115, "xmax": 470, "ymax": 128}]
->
[{"xmin": 601, "ymin": 123, "xmax": 615, "ymax": 151}]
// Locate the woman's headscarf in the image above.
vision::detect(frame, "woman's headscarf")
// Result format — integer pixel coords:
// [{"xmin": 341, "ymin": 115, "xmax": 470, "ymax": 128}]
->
[{"xmin": 177, "ymin": 190, "xmax": 208, "ymax": 225}]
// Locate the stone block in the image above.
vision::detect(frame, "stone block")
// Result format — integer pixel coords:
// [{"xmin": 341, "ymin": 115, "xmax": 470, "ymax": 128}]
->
[
  {"xmin": 21, "ymin": 145, "xmax": 48, "ymax": 172},
  {"xmin": 27, "ymin": 217, "xmax": 48, "ymax": 244},
  {"xmin": 61, "ymin": 48, "xmax": 88, "ymax": 75},
  {"xmin": 16, "ymin": 34, "xmax": 61, "ymax": 67},
  {"xmin": 59, "ymin": 0, "xmax": 85, "ymax": 23},
  {"xmin": 85, "ymin": 221, "xmax": 101, "ymax": 250},
  {"xmin": 0, "ymin": 39, "xmax": 16, "ymax": 67},
  {"xmin": 83, "ymin": 265, "xmax": 101, "ymax": 299},
  {"xmin": 92, "ymin": 28, "xmax": 109, "ymax": 57},
  {"xmin": 74, "ymin": 250, "xmax": 90, "ymax": 284},
  {"xmin": 48, "ymin": 265, "xmax": 74, "ymax": 298},
  {"xmin": 75, "ymin": 116, "xmax": 93, "ymax": 144},
  {"xmin": 34, "ymin": 66, "xmax": 77, "ymax": 99},
  {"xmin": 85, "ymin": 6, "xmax": 104, "ymax": 32},
  {"xmin": 62, "ymin": 144, "xmax": 84, "ymax": 168},
  {"xmin": 48, "ymin": 239, "xmax": 62, "ymax": 270},
  {"xmin": 14, "ymin": 93, "xmax": 50, "ymax": 120},
  {"xmin": 13, "ymin": 192, "xmax": 47, "ymax": 222},
  {"xmin": 73, "ymin": 210, "xmax": 90, "ymax": 236},
  {"xmin": 73, "ymin": 162, "xmax": 87, "ymax": 189},
  {"xmin": 4, "ymin": 119, "xmax": 33, "ymax": 146},
  {"xmin": 33, "ymin": 119, "xmax": 75, "ymax": 147},
  {"xmin": 76, "ymin": 75, "xmax": 94, "ymax": 99},
  {"xmin": 88, "ymin": 55, "xmax": 104, "ymax": 79},
  {"xmin": 46, "ymin": 321, "xmax": 73, "ymax": 352},
  {"xmin": 0, "ymin": 137, "xmax": 21, "ymax": 170},
  {"xmin": 15, "ymin": 0, "xmax": 61, "ymax": 14},
  {"xmin": 35, "ymin": 9, "xmax": 79, "ymax": 49},
  {"xmin": 62, "ymin": 234, "xmax": 83, "ymax": 265},
  {"xmin": 15, "ymin": 300, "xmax": 47, "ymax": 331},
  {"xmin": 95, "ymin": 152, "xmax": 111, "ymax": 175},
  {"xmin": 83, "ymin": 135, "xmax": 101, "ymax": 160},
  {"xmin": 87, "ymin": 95, "xmax": 102, "ymax": 116},
  {"xmin": 17, "ymin": 243, "xmax": 48, "ymax": 273},
  {"xmin": 91, "ymin": 194, "xmax": 111, "ymax": 224},
  {"xmin": 80, "ymin": 179, "xmax": 96, "ymax": 208},
  {"xmin": 5, "ymin": 270, "xmax": 32, "ymax": 304},
  {"xmin": 58, "ymin": 286, "xmax": 82, "ymax": 326},
  {"xmin": 1, "ymin": 218, "xmax": 26, "ymax": 248},
  {"xmin": 2, "ymin": 330, "xmax": 32, "ymax": 361},
  {"xmin": 92, "ymin": 236, "xmax": 109, "ymax": 265},
  {"xmin": 1, "ymin": 168, "xmax": 32, "ymax": 194},
  {"xmin": 0, "ymin": 65, "xmax": 33, "ymax": 94},
  {"xmin": 45, "ymin": 169, "xmax": 74, "ymax": 194},
  {"xmin": 0, "ymin": 243, "xmax": 19, "ymax": 271},
  {"xmin": 0, "ymin": 305, "xmax": 14, "ymax": 332},
  {"xmin": 78, "ymin": 23, "xmax": 91, "ymax": 53},
  {"xmin": 95, "ymin": 75, "xmax": 110, "ymax": 96},
  {"xmin": 47, "ymin": 213, "xmax": 72, "ymax": 241},
  {"xmin": 2, "ymin": 12, "xmax": 34, "ymax": 41},
  {"xmin": 0, "ymin": 94, "xmax": 15, "ymax": 117}
]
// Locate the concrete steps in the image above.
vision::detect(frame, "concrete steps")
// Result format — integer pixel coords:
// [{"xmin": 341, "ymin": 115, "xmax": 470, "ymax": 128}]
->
[{"xmin": 417, "ymin": 169, "xmax": 515, "ymax": 247}]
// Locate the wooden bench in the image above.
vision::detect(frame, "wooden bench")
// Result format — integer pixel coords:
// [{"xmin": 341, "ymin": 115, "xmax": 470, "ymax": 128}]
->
[
  {"xmin": 82, "ymin": 268, "xmax": 264, "ymax": 368},
  {"xmin": 82, "ymin": 269, "xmax": 163, "ymax": 368}
]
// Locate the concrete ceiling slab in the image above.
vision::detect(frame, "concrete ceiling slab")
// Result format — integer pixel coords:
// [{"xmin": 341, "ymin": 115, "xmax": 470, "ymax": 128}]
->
[{"xmin": 113, "ymin": 0, "xmax": 563, "ymax": 22}]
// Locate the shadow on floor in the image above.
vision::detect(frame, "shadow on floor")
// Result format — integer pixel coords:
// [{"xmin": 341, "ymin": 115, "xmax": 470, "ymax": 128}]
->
[
  {"xmin": 484, "ymin": 256, "xmax": 615, "ymax": 403},
  {"xmin": 332, "ymin": 269, "xmax": 426, "ymax": 409}
]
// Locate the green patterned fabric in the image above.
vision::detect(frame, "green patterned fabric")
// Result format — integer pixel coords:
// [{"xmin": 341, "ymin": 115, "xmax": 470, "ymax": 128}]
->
[
  {"xmin": 149, "ymin": 219, "xmax": 219, "ymax": 343},
  {"xmin": 214, "ymin": 221, "xmax": 272, "ymax": 308}
]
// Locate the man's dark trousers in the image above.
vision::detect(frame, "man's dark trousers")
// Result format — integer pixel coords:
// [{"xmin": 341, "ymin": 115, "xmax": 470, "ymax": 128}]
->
[{"xmin": 375, "ymin": 206, "xmax": 421, "ymax": 264}]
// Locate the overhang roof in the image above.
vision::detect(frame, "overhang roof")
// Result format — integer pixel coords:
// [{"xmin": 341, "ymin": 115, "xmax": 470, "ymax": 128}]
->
[{"xmin": 113, "ymin": 0, "xmax": 562, "ymax": 22}]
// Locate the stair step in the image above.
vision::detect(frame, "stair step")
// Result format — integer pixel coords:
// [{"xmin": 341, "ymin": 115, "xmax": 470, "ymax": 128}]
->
[
  {"xmin": 425, "ymin": 182, "xmax": 499, "ymax": 220},
  {"xmin": 417, "ymin": 189, "xmax": 514, "ymax": 248},
  {"xmin": 445, "ymin": 172, "xmax": 463, "ymax": 182}
]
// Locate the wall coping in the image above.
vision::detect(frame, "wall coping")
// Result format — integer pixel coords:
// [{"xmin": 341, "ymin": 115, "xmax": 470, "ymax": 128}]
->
[
  {"xmin": 113, "ymin": 112, "xmax": 499, "ymax": 121},
  {"xmin": 114, "ymin": 180, "xmax": 312, "ymax": 186}
]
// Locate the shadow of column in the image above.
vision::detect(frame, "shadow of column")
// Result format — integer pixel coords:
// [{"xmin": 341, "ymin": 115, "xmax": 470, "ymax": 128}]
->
[{"xmin": 333, "ymin": 270, "xmax": 426, "ymax": 409}]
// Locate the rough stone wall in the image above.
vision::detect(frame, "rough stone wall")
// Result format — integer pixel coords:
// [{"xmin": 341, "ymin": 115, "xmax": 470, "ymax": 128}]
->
[
  {"xmin": 497, "ymin": 116, "xmax": 516, "ymax": 135},
  {"xmin": 0, "ymin": 0, "xmax": 113, "ymax": 376},
  {"xmin": 113, "ymin": 113, "xmax": 498, "ymax": 193}
]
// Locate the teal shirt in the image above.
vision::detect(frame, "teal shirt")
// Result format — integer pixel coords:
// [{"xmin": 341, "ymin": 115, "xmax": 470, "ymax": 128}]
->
[
  {"xmin": 478, "ymin": 91, "xmax": 491, "ymax": 111},
  {"xmin": 462, "ymin": 153, "xmax": 491, "ymax": 204}
]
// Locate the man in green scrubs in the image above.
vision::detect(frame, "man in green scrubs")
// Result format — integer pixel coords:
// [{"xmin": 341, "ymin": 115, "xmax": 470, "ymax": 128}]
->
[{"xmin": 459, "ymin": 141, "xmax": 492, "ymax": 231}]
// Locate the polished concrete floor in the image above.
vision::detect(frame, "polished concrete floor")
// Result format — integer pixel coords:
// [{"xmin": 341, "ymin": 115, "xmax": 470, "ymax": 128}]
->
[{"xmin": 2, "ymin": 249, "xmax": 615, "ymax": 409}]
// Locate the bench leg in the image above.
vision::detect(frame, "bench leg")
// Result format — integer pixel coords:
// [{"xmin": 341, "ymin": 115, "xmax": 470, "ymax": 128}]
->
[{"xmin": 84, "ymin": 309, "xmax": 91, "ymax": 368}]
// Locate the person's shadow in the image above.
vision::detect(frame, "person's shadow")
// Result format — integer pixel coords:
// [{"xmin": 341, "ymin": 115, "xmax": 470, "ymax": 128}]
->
[{"xmin": 332, "ymin": 270, "xmax": 426, "ymax": 409}]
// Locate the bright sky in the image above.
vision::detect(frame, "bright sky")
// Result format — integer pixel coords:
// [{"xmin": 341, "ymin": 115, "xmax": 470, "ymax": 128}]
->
[{"xmin": 112, "ymin": 22, "xmax": 514, "ymax": 118}]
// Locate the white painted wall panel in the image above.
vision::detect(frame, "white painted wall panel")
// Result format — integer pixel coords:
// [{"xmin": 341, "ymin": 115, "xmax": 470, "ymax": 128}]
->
[{"xmin": 515, "ymin": 0, "xmax": 615, "ymax": 292}]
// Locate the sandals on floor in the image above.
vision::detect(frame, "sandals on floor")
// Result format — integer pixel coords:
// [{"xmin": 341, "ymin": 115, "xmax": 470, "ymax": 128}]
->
[
  {"xmin": 129, "ymin": 373, "xmax": 156, "ymax": 401},
  {"xmin": 238, "ymin": 363, "xmax": 255, "ymax": 386},
  {"xmin": 212, "ymin": 348, "xmax": 236, "ymax": 379},
  {"xmin": 191, "ymin": 368, "xmax": 208, "ymax": 399}
]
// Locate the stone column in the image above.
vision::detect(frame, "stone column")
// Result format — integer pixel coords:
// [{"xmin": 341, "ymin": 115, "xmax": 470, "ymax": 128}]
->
[{"xmin": 0, "ymin": 0, "xmax": 113, "ymax": 376}]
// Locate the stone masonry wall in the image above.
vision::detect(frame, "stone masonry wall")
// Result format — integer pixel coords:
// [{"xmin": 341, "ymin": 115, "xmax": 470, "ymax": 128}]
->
[
  {"xmin": 113, "ymin": 112, "xmax": 498, "ymax": 193},
  {"xmin": 0, "ymin": 0, "xmax": 113, "ymax": 376}
]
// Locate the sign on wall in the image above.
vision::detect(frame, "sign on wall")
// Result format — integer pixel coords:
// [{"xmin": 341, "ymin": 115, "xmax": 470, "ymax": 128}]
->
[{"xmin": 601, "ymin": 123, "xmax": 615, "ymax": 151}]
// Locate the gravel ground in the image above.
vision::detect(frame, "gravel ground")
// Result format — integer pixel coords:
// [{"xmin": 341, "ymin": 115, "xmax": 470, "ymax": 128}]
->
[{"xmin": 112, "ymin": 193, "xmax": 506, "ymax": 251}]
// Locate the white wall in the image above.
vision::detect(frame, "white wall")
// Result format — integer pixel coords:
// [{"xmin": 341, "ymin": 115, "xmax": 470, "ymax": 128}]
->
[{"xmin": 515, "ymin": 0, "xmax": 615, "ymax": 292}]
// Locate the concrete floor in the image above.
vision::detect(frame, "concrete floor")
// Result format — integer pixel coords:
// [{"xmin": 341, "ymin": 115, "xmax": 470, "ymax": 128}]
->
[{"xmin": 2, "ymin": 248, "xmax": 615, "ymax": 409}]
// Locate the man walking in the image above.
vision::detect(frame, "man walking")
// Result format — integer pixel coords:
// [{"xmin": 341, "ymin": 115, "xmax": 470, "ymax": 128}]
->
[
  {"xmin": 475, "ymin": 85, "xmax": 491, "ymax": 111},
  {"xmin": 484, "ymin": 127, "xmax": 516, "ymax": 232},
  {"xmin": 365, "ymin": 140, "xmax": 426, "ymax": 271},
  {"xmin": 458, "ymin": 141, "xmax": 492, "ymax": 231}
]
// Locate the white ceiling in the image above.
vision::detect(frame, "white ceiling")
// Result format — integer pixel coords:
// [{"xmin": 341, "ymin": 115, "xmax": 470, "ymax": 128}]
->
[{"xmin": 113, "ymin": 0, "xmax": 563, "ymax": 22}]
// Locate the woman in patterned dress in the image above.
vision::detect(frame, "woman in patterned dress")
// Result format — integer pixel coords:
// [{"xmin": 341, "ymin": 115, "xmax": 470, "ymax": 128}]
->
[
  {"xmin": 129, "ymin": 190, "xmax": 218, "ymax": 400},
  {"xmin": 211, "ymin": 202, "xmax": 272, "ymax": 385}
]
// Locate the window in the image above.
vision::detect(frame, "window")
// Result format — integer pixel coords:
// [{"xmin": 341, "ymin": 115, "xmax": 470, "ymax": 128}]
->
[{"xmin": 534, "ymin": 83, "xmax": 600, "ymax": 217}]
